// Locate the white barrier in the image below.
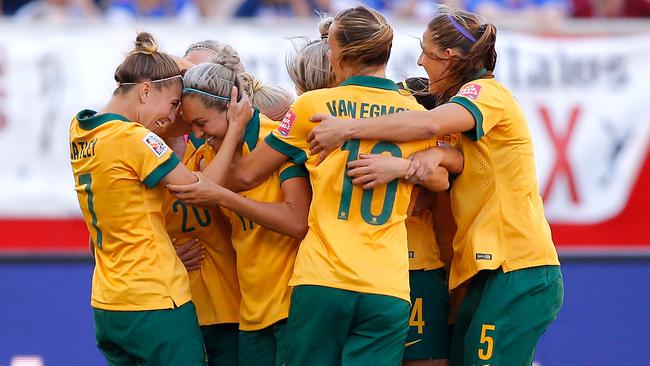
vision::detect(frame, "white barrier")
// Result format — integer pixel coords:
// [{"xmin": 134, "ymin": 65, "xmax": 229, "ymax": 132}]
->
[{"xmin": 0, "ymin": 23, "xmax": 649, "ymax": 224}]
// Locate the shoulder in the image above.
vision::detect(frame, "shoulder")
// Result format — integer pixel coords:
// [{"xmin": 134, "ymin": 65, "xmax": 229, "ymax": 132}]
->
[{"xmin": 456, "ymin": 78, "xmax": 506, "ymax": 101}]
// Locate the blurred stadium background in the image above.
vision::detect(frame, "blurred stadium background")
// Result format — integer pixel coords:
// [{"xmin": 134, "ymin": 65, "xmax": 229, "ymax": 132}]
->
[{"xmin": 0, "ymin": 1, "xmax": 649, "ymax": 364}]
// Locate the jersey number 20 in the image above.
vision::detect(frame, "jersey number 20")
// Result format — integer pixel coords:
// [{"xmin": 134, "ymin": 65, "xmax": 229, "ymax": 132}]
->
[{"xmin": 338, "ymin": 139, "xmax": 402, "ymax": 226}]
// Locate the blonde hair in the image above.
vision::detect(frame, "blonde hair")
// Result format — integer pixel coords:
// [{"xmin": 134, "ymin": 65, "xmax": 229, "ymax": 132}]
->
[
  {"xmin": 286, "ymin": 17, "xmax": 334, "ymax": 94},
  {"xmin": 185, "ymin": 40, "xmax": 246, "ymax": 74},
  {"xmin": 113, "ymin": 32, "xmax": 181, "ymax": 95},
  {"xmin": 240, "ymin": 72, "xmax": 294, "ymax": 121},
  {"xmin": 182, "ymin": 53, "xmax": 241, "ymax": 111},
  {"xmin": 331, "ymin": 7, "xmax": 393, "ymax": 70}
]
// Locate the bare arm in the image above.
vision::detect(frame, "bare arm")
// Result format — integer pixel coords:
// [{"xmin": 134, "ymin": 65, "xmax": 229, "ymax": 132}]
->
[
  {"xmin": 222, "ymin": 141, "xmax": 291, "ymax": 192},
  {"xmin": 346, "ymin": 145, "xmax": 460, "ymax": 191},
  {"xmin": 160, "ymin": 162, "xmax": 199, "ymax": 186},
  {"xmin": 308, "ymin": 103, "xmax": 475, "ymax": 162},
  {"xmin": 171, "ymin": 172, "xmax": 311, "ymax": 239}
]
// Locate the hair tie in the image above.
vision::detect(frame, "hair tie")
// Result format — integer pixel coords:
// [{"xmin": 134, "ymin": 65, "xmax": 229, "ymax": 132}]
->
[
  {"xmin": 119, "ymin": 74, "xmax": 183, "ymax": 86},
  {"xmin": 183, "ymin": 87, "xmax": 230, "ymax": 101},
  {"xmin": 447, "ymin": 14, "xmax": 477, "ymax": 44},
  {"xmin": 321, "ymin": 33, "xmax": 328, "ymax": 40}
]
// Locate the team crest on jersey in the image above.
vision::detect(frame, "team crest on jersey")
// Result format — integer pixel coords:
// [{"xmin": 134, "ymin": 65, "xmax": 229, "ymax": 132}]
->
[
  {"xmin": 143, "ymin": 132, "xmax": 168, "ymax": 158},
  {"xmin": 458, "ymin": 84, "xmax": 482, "ymax": 100},
  {"xmin": 278, "ymin": 111, "xmax": 296, "ymax": 137}
]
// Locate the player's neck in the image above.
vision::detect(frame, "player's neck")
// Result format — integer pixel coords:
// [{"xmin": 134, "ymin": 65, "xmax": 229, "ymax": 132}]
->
[{"xmin": 99, "ymin": 96, "xmax": 138, "ymax": 122}]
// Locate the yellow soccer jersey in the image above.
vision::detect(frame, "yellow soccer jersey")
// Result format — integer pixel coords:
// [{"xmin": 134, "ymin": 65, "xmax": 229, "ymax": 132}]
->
[
  {"xmin": 447, "ymin": 77, "xmax": 560, "ymax": 290},
  {"xmin": 69, "ymin": 110, "xmax": 190, "ymax": 311},
  {"xmin": 201, "ymin": 110, "xmax": 307, "ymax": 331},
  {"xmin": 163, "ymin": 137, "xmax": 240, "ymax": 326},
  {"xmin": 406, "ymin": 209, "xmax": 444, "ymax": 271},
  {"xmin": 265, "ymin": 76, "xmax": 435, "ymax": 302}
]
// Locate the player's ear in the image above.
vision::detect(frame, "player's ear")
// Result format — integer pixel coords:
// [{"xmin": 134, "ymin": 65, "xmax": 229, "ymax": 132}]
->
[{"xmin": 139, "ymin": 82, "xmax": 152, "ymax": 104}]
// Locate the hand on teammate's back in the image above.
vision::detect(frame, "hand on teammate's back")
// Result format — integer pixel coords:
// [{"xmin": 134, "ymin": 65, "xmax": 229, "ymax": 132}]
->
[
  {"xmin": 173, "ymin": 238, "xmax": 205, "ymax": 272},
  {"xmin": 347, "ymin": 154, "xmax": 410, "ymax": 189},
  {"xmin": 308, "ymin": 114, "xmax": 349, "ymax": 164}
]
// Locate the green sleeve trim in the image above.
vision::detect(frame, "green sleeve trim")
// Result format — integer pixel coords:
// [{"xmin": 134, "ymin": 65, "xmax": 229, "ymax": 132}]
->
[
  {"xmin": 143, "ymin": 153, "xmax": 181, "ymax": 188},
  {"xmin": 264, "ymin": 133, "xmax": 308, "ymax": 164},
  {"xmin": 279, "ymin": 165, "xmax": 309, "ymax": 183},
  {"xmin": 450, "ymin": 96, "xmax": 484, "ymax": 141},
  {"xmin": 243, "ymin": 109, "xmax": 261, "ymax": 151}
]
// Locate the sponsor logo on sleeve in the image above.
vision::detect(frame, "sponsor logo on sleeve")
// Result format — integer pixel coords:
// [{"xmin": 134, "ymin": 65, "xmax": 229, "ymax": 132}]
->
[
  {"xmin": 278, "ymin": 111, "xmax": 296, "ymax": 137},
  {"xmin": 476, "ymin": 253, "xmax": 493, "ymax": 260},
  {"xmin": 143, "ymin": 132, "xmax": 168, "ymax": 158},
  {"xmin": 458, "ymin": 84, "xmax": 482, "ymax": 100}
]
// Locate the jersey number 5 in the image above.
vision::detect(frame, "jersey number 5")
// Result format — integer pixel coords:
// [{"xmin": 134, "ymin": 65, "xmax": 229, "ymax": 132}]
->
[
  {"xmin": 78, "ymin": 173, "xmax": 103, "ymax": 249},
  {"xmin": 338, "ymin": 139, "xmax": 402, "ymax": 225}
]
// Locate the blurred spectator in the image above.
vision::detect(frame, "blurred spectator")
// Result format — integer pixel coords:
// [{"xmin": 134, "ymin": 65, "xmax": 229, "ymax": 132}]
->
[
  {"xmin": 572, "ymin": 0, "xmax": 650, "ymax": 16},
  {"xmin": 106, "ymin": 0, "xmax": 205, "ymax": 22},
  {"xmin": 234, "ymin": 0, "xmax": 318, "ymax": 17},
  {"xmin": 14, "ymin": 0, "xmax": 98, "ymax": 21},
  {"xmin": 464, "ymin": 0, "xmax": 569, "ymax": 22}
]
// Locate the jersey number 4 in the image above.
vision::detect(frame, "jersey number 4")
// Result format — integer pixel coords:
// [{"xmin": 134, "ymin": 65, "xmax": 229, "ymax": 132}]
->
[{"xmin": 338, "ymin": 139, "xmax": 402, "ymax": 225}]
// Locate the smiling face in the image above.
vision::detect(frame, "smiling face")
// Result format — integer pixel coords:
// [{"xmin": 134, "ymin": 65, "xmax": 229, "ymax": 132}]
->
[
  {"xmin": 137, "ymin": 81, "xmax": 182, "ymax": 133},
  {"xmin": 417, "ymin": 28, "xmax": 452, "ymax": 95},
  {"xmin": 180, "ymin": 94, "xmax": 228, "ymax": 148}
]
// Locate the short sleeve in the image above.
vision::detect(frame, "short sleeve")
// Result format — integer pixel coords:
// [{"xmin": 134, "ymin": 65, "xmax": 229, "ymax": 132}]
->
[
  {"xmin": 449, "ymin": 80, "xmax": 504, "ymax": 141},
  {"xmin": 264, "ymin": 95, "xmax": 316, "ymax": 164},
  {"xmin": 279, "ymin": 162, "xmax": 309, "ymax": 183},
  {"xmin": 123, "ymin": 126, "xmax": 180, "ymax": 188}
]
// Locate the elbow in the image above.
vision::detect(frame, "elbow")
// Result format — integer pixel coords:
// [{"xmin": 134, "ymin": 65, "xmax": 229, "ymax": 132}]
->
[
  {"xmin": 288, "ymin": 219, "xmax": 308, "ymax": 240},
  {"xmin": 423, "ymin": 167, "xmax": 450, "ymax": 192},
  {"xmin": 425, "ymin": 123, "xmax": 440, "ymax": 139}
]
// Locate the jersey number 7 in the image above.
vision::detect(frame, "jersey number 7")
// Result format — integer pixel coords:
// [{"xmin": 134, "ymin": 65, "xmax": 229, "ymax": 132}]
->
[{"xmin": 78, "ymin": 173, "xmax": 103, "ymax": 249}]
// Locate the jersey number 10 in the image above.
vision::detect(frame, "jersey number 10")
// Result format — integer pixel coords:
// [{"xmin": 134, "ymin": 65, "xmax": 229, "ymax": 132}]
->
[{"xmin": 338, "ymin": 139, "xmax": 402, "ymax": 226}]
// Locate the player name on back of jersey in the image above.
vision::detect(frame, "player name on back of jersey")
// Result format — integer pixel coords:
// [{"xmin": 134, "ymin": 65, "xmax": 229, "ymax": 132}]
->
[
  {"xmin": 325, "ymin": 100, "xmax": 409, "ymax": 118},
  {"xmin": 70, "ymin": 138, "xmax": 98, "ymax": 160}
]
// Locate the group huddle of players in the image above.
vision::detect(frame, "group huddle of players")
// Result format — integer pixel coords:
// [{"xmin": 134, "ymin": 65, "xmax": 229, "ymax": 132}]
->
[{"xmin": 69, "ymin": 5, "xmax": 564, "ymax": 366}]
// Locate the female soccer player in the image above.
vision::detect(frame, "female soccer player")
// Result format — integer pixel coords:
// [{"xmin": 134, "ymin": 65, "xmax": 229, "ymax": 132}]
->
[
  {"xmin": 169, "ymin": 7, "xmax": 452, "ymax": 365},
  {"xmin": 307, "ymin": 7, "xmax": 564, "ymax": 366},
  {"xmin": 172, "ymin": 58, "xmax": 311, "ymax": 366},
  {"xmin": 70, "ymin": 32, "xmax": 212, "ymax": 366},
  {"xmin": 160, "ymin": 42, "xmax": 246, "ymax": 366}
]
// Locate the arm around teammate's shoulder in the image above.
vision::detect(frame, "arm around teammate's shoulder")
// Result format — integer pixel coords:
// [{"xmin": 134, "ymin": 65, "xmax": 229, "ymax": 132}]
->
[{"xmin": 308, "ymin": 103, "xmax": 475, "ymax": 161}]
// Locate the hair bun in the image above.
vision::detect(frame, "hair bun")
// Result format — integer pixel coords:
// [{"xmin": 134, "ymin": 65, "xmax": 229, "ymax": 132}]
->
[
  {"xmin": 133, "ymin": 32, "xmax": 158, "ymax": 55},
  {"xmin": 210, "ymin": 53, "xmax": 241, "ymax": 72},
  {"xmin": 318, "ymin": 16, "xmax": 333, "ymax": 39}
]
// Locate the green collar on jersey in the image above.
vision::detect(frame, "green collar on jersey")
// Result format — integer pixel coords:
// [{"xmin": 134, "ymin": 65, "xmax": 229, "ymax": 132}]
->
[
  {"xmin": 340, "ymin": 76, "xmax": 399, "ymax": 92},
  {"xmin": 76, "ymin": 109, "xmax": 130, "ymax": 130},
  {"xmin": 243, "ymin": 109, "xmax": 261, "ymax": 151},
  {"xmin": 188, "ymin": 132, "xmax": 205, "ymax": 149},
  {"xmin": 474, "ymin": 68, "xmax": 488, "ymax": 79}
]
